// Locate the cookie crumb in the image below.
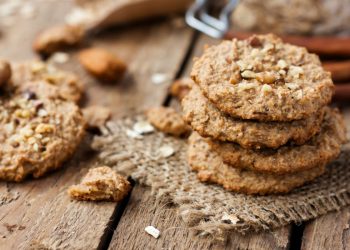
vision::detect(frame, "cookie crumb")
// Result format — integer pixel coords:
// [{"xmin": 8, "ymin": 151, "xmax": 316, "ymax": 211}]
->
[
  {"xmin": 82, "ymin": 106, "xmax": 111, "ymax": 128},
  {"xmin": 145, "ymin": 226, "xmax": 160, "ymax": 239},
  {"xmin": 68, "ymin": 166, "xmax": 131, "ymax": 202},
  {"xmin": 169, "ymin": 78, "xmax": 193, "ymax": 101},
  {"xmin": 33, "ymin": 25, "xmax": 84, "ymax": 56},
  {"xmin": 78, "ymin": 47, "xmax": 127, "ymax": 82},
  {"xmin": 146, "ymin": 107, "xmax": 190, "ymax": 137}
]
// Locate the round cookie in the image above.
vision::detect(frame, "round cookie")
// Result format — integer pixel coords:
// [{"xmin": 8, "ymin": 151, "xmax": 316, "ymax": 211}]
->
[
  {"xmin": 0, "ymin": 81, "xmax": 85, "ymax": 182},
  {"xmin": 182, "ymin": 84, "xmax": 324, "ymax": 149},
  {"xmin": 11, "ymin": 61, "xmax": 84, "ymax": 103},
  {"xmin": 209, "ymin": 107, "xmax": 346, "ymax": 174},
  {"xmin": 188, "ymin": 132, "xmax": 326, "ymax": 195},
  {"xmin": 191, "ymin": 34, "xmax": 334, "ymax": 121}
]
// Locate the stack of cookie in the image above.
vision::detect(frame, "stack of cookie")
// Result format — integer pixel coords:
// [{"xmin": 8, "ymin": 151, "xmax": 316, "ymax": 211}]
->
[{"xmin": 182, "ymin": 34, "xmax": 346, "ymax": 195}]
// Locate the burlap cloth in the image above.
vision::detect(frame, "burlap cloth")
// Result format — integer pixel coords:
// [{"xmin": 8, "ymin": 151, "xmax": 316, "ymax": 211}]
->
[{"xmin": 91, "ymin": 117, "xmax": 350, "ymax": 238}]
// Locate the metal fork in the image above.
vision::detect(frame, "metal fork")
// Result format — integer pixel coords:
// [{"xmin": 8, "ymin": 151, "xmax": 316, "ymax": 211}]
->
[{"xmin": 185, "ymin": 0, "xmax": 239, "ymax": 38}]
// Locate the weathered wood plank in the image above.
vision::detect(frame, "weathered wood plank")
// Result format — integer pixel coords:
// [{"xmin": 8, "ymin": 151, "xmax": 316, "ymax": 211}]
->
[
  {"xmin": 109, "ymin": 34, "xmax": 292, "ymax": 250},
  {"xmin": 0, "ymin": 1, "xmax": 194, "ymax": 249}
]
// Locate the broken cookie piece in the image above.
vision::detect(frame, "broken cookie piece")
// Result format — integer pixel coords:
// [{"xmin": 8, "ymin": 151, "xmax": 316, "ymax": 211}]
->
[
  {"xmin": 82, "ymin": 106, "xmax": 111, "ymax": 128},
  {"xmin": 169, "ymin": 77, "xmax": 193, "ymax": 101},
  {"xmin": 68, "ymin": 166, "xmax": 131, "ymax": 202},
  {"xmin": 33, "ymin": 24, "xmax": 84, "ymax": 56},
  {"xmin": 78, "ymin": 47, "xmax": 127, "ymax": 82},
  {"xmin": 146, "ymin": 107, "xmax": 190, "ymax": 137},
  {"xmin": 0, "ymin": 60, "xmax": 12, "ymax": 87}
]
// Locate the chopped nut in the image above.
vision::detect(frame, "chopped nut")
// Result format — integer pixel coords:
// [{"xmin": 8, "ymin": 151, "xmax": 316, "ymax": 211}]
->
[
  {"xmin": 289, "ymin": 65, "xmax": 304, "ymax": 78},
  {"xmin": 241, "ymin": 70, "xmax": 256, "ymax": 79},
  {"xmin": 68, "ymin": 166, "xmax": 131, "ymax": 202},
  {"xmin": 33, "ymin": 143, "xmax": 39, "ymax": 152},
  {"xmin": 0, "ymin": 60, "xmax": 11, "ymax": 87},
  {"xmin": 261, "ymin": 84, "xmax": 273, "ymax": 93},
  {"xmin": 33, "ymin": 24, "xmax": 84, "ymax": 56},
  {"xmin": 249, "ymin": 36, "xmax": 262, "ymax": 47},
  {"xmin": 35, "ymin": 123, "xmax": 55, "ymax": 134},
  {"xmin": 145, "ymin": 226, "xmax": 160, "ymax": 239},
  {"xmin": 78, "ymin": 47, "xmax": 127, "ymax": 82},
  {"xmin": 37, "ymin": 109, "xmax": 48, "ymax": 117},
  {"xmin": 256, "ymin": 72, "xmax": 277, "ymax": 84},
  {"xmin": 286, "ymin": 83, "xmax": 299, "ymax": 90},
  {"xmin": 237, "ymin": 82, "xmax": 258, "ymax": 91},
  {"xmin": 277, "ymin": 59, "xmax": 288, "ymax": 69}
]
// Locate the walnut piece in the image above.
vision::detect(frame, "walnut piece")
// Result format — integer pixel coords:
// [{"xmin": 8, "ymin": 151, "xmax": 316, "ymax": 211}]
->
[
  {"xmin": 0, "ymin": 60, "xmax": 11, "ymax": 87},
  {"xmin": 146, "ymin": 107, "xmax": 190, "ymax": 137},
  {"xmin": 68, "ymin": 166, "xmax": 131, "ymax": 202},
  {"xmin": 78, "ymin": 47, "xmax": 127, "ymax": 82},
  {"xmin": 33, "ymin": 25, "xmax": 84, "ymax": 56}
]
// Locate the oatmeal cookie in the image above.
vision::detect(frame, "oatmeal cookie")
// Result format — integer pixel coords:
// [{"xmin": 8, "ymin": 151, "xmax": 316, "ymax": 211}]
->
[
  {"xmin": 146, "ymin": 107, "xmax": 190, "ymax": 137},
  {"xmin": 68, "ymin": 166, "xmax": 131, "ymax": 202},
  {"xmin": 191, "ymin": 34, "xmax": 334, "ymax": 121},
  {"xmin": 0, "ymin": 81, "xmax": 85, "ymax": 182},
  {"xmin": 11, "ymin": 61, "xmax": 84, "ymax": 103},
  {"xmin": 209, "ymin": 107, "xmax": 346, "ymax": 174},
  {"xmin": 182, "ymin": 84, "xmax": 324, "ymax": 149},
  {"xmin": 188, "ymin": 132, "xmax": 326, "ymax": 195}
]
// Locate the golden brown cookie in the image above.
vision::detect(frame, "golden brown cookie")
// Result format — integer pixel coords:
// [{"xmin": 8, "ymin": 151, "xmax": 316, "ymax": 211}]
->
[
  {"xmin": 209, "ymin": 107, "xmax": 346, "ymax": 174},
  {"xmin": 0, "ymin": 81, "xmax": 85, "ymax": 182},
  {"xmin": 182, "ymin": 84, "xmax": 324, "ymax": 149},
  {"xmin": 191, "ymin": 34, "xmax": 334, "ymax": 121},
  {"xmin": 68, "ymin": 166, "xmax": 131, "ymax": 202},
  {"xmin": 11, "ymin": 61, "xmax": 84, "ymax": 103},
  {"xmin": 146, "ymin": 107, "xmax": 190, "ymax": 137},
  {"xmin": 188, "ymin": 132, "xmax": 326, "ymax": 195}
]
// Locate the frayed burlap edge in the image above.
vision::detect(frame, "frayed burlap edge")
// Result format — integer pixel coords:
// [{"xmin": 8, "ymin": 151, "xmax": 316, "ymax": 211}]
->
[{"xmin": 91, "ymin": 117, "xmax": 350, "ymax": 238}]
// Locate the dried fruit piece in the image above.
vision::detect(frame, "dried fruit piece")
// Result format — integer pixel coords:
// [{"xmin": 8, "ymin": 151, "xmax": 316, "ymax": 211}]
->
[
  {"xmin": 68, "ymin": 166, "xmax": 131, "ymax": 202},
  {"xmin": 146, "ymin": 107, "xmax": 190, "ymax": 137},
  {"xmin": 0, "ymin": 60, "xmax": 11, "ymax": 87},
  {"xmin": 169, "ymin": 77, "xmax": 193, "ymax": 100},
  {"xmin": 78, "ymin": 47, "xmax": 127, "ymax": 82},
  {"xmin": 82, "ymin": 106, "xmax": 111, "ymax": 128},
  {"xmin": 33, "ymin": 25, "xmax": 84, "ymax": 56}
]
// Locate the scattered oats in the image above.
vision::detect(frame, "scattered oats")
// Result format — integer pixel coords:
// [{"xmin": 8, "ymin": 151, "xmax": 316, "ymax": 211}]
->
[
  {"xmin": 125, "ymin": 129, "xmax": 143, "ymax": 139},
  {"xmin": 236, "ymin": 60, "xmax": 252, "ymax": 70},
  {"xmin": 145, "ymin": 226, "xmax": 160, "ymax": 239},
  {"xmin": 37, "ymin": 109, "xmax": 48, "ymax": 117},
  {"xmin": 51, "ymin": 52, "xmax": 69, "ymax": 64},
  {"xmin": 221, "ymin": 213, "xmax": 239, "ymax": 225},
  {"xmin": 261, "ymin": 84, "xmax": 272, "ymax": 93},
  {"xmin": 241, "ymin": 70, "xmax": 256, "ymax": 79},
  {"xmin": 33, "ymin": 143, "xmax": 39, "ymax": 152},
  {"xmin": 19, "ymin": 4, "xmax": 36, "ymax": 19},
  {"xmin": 159, "ymin": 145, "xmax": 175, "ymax": 158},
  {"xmin": 151, "ymin": 73, "xmax": 171, "ymax": 85},
  {"xmin": 133, "ymin": 121, "xmax": 154, "ymax": 134},
  {"xmin": 65, "ymin": 7, "xmax": 93, "ymax": 26},
  {"xmin": 277, "ymin": 59, "xmax": 288, "ymax": 69}
]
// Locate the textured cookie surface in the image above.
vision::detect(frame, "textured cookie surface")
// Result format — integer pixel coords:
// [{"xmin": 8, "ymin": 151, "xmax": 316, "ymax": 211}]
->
[
  {"xmin": 182, "ymin": 84, "xmax": 324, "ymax": 149},
  {"xmin": 191, "ymin": 34, "xmax": 334, "ymax": 121},
  {"xmin": 188, "ymin": 132, "xmax": 326, "ymax": 195},
  {"xmin": 0, "ymin": 81, "xmax": 85, "ymax": 182},
  {"xmin": 68, "ymin": 166, "xmax": 131, "ymax": 202},
  {"xmin": 12, "ymin": 61, "xmax": 84, "ymax": 103},
  {"xmin": 210, "ymin": 107, "xmax": 346, "ymax": 174}
]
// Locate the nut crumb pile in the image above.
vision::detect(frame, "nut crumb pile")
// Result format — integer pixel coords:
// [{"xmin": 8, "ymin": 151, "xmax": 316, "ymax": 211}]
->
[{"xmin": 182, "ymin": 34, "xmax": 346, "ymax": 195}]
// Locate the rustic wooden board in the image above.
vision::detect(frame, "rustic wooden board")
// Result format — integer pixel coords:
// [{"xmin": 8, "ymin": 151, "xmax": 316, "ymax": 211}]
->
[
  {"xmin": 0, "ymin": 1, "xmax": 194, "ymax": 249},
  {"xmin": 109, "ymin": 34, "xmax": 292, "ymax": 250}
]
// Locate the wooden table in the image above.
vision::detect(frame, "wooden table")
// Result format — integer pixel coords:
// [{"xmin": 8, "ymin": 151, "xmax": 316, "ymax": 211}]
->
[{"xmin": 0, "ymin": 1, "xmax": 349, "ymax": 249}]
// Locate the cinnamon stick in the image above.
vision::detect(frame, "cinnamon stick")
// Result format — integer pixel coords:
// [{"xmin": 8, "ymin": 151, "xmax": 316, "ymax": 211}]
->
[{"xmin": 323, "ymin": 60, "xmax": 350, "ymax": 82}]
